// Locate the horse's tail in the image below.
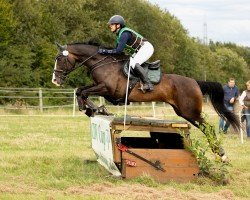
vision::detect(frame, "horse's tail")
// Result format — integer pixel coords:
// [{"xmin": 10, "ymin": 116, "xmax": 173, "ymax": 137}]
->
[{"xmin": 196, "ymin": 80, "xmax": 240, "ymax": 131}]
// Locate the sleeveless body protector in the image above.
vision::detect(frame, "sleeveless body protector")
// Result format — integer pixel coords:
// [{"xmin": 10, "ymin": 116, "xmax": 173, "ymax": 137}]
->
[{"xmin": 116, "ymin": 27, "xmax": 147, "ymax": 55}]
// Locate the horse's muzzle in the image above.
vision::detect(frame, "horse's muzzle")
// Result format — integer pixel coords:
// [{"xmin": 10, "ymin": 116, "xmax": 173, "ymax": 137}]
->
[
  {"xmin": 52, "ymin": 71, "xmax": 64, "ymax": 86},
  {"xmin": 52, "ymin": 78, "xmax": 61, "ymax": 86}
]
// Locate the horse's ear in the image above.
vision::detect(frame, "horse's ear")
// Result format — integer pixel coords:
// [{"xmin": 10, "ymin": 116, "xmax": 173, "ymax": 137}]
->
[{"xmin": 55, "ymin": 42, "xmax": 67, "ymax": 51}]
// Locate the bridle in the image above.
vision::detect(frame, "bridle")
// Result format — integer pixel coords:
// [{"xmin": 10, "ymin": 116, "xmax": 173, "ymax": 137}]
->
[
  {"xmin": 54, "ymin": 50, "xmax": 128, "ymax": 81},
  {"xmin": 53, "ymin": 51, "xmax": 98, "ymax": 80}
]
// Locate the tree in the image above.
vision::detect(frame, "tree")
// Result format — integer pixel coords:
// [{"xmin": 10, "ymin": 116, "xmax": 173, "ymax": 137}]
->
[
  {"xmin": 0, "ymin": 0, "xmax": 249, "ymax": 89},
  {"xmin": 212, "ymin": 47, "xmax": 249, "ymax": 89},
  {"xmin": 0, "ymin": 0, "xmax": 16, "ymax": 48}
]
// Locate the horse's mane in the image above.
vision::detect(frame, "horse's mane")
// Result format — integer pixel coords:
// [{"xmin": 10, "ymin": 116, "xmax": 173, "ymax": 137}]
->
[
  {"xmin": 69, "ymin": 39, "xmax": 101, "ymax": 47},
  {"xmin": 68, "ymin": 39, "xmax": 129, "ymax": 59}
]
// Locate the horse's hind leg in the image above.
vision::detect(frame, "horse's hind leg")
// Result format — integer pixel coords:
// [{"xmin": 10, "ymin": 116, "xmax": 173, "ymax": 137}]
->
[
  {"xmin": 197, "ymin": 118, "xmax": 226, "ymax": 157},
  {"xmin": 173, "ymin": 105, "xmax": 226, "ymax": 161}
]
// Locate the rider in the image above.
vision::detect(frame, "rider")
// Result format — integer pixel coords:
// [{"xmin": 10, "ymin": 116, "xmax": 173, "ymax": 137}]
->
[{"xmin": 98, "ymin": 15, "xmax": 154, "ymax": 91}]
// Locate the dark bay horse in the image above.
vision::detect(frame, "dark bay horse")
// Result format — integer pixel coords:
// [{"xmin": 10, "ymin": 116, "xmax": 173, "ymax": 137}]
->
[{"xmin": 52, "ymin": 41, "xmax": 240, "ymax": 160}]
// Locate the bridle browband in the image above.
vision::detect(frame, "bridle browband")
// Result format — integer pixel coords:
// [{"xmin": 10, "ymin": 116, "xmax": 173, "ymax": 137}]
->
[{"xmin": 54, "ymin": 50, "xmax": 128, "ymax": 80}]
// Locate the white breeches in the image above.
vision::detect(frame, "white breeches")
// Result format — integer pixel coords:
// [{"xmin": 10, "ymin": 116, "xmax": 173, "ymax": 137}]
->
[{"xmin": 129, "ymin": 41, "xmax": 154, "ymax": 69}]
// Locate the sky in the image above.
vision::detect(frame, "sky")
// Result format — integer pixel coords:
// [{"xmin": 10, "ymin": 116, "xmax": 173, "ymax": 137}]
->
[{"xmin": 147, "ymin": 0, "xmax": 250, "ymax": 47}]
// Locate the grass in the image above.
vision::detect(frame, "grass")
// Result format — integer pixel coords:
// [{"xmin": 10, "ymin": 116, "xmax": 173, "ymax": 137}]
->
[{"xmin": 0, "ymin": 108, "xmax": 250, "ymax": 199}]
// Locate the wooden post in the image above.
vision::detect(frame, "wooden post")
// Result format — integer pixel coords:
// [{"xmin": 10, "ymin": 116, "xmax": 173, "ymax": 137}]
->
[
  {"xmin": 152, "ymin": 102, "xmax": 156, "ymax": 118},
  {"xmin": 239, "ymin": 111, "xmax": 244, "ymax": 144},
  {"xmin": 39, "ymin": 88, "xmax": 43, "ymax": 113},
  {"xmin": 99, "ymin": 96, "xmax": 106, "ymax": 106},
  {"xmin": 102, "ymin": 97, "xmax": 106, "ymax": 105},
  {"xmin": 73, "ymin": 89, "xmax": 76, "ymax": 117}
]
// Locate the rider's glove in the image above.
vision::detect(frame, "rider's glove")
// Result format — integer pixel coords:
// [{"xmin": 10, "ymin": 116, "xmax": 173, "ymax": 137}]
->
[
  {"xmin": 98, "ymin": 48, "xmax": 108, "ymax": 54},
  {"xmin": 98, "ymin": 48, "xmax": 117, "ymax": 54}
]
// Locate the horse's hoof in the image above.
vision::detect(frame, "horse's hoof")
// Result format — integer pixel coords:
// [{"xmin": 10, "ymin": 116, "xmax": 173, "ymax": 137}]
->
[
  {"xmin": 221, "ymin": 155, "xmax": 229, "ymax": 163},
  {"xmin": 219, "ymin": 147, "xmax": 225, "ymax": 157},
  {"xmin": 97, "ymin": 106, "xmax": 112, "ymax": 116},
  {"xmin": 222, "ymin": 177, "xmax": 230, "ymax": 185},
  {"xmin": 85, "ymin": 108, "xmax": 95, "ymax": 117},
  {"xmin": 79, "ymin": 106, "xmax": 86, "ymax": 111}
]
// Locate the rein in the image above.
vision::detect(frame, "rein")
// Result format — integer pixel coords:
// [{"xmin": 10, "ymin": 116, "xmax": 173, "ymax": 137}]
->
[
  {"xmin": 68, "ymin": 52, "xmax": 99, "ymax": 74},
  {"xmin": 55, "ymin": 50, "xmax": 129, "ymax": 80},
  {"xmin": 89, "ymin": 56, "xmax": 128, "ymax": 75},
  {"xmin": 54, "ymin": 52, "xmax": 99, "ymax": 79}
]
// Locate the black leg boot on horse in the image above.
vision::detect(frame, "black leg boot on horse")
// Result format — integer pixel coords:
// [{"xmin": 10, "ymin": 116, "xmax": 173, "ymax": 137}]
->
[
  {"xmin": 133, "ymin": 63, "xmax": 154, "ymax": 92},
  {"xmin": 76, "ymin": 85, "xmax": 112, "ymax": 117}
]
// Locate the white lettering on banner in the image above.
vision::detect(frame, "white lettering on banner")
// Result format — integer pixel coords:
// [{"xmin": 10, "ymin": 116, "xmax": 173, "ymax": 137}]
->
[
  {"xmin": 90, "ymin": 116, "xmax": 121, "ymax": 176},
  {"xmin": 91, "ymin": 122, "xmax": 111, "ymax": 151}
]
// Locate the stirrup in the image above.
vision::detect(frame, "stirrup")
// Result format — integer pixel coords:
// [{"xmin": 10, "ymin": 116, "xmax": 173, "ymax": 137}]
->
[
  {"xmin": 144, "ymin": 85, "xmax": 154, "ymax": 91},
  {"xmin": 142, "ymin": 83, "xmax": 154, "ymax": 92}
]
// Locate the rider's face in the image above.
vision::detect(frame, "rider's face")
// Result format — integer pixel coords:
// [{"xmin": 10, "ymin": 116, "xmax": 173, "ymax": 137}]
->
[{"xmin": 109, "ymin": 24, "xmax": 120, "ymax": 32}]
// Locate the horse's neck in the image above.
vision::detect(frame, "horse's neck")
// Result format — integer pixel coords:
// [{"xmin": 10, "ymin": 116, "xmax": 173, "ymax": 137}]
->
[
  {"xmin": 87, "ymin": 54, "xmax": 128, "ymax": 70},
  {"xmin": 69, "ymin": 44, "xmax": 128, "ymax": 76},
  {"xmin": 68, "ymin": 44, "xmax": 97, "ymax": 59}
]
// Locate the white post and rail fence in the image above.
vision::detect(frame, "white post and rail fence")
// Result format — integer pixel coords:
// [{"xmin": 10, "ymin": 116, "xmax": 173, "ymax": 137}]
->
[
  {"xmin": 0, "ymin": 87, "xmax": 248, "ymax": 143},
  {"xmin": 0, "ymin": 87, "xmax": 167, "ymax": 117},
  {"xmin": 0, "ymin": 87, "xmax": 77, "ymax": 115}
]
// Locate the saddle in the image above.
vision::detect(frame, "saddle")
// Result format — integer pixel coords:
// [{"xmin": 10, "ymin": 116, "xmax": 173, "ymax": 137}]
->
[{"xmin": 123, "ymin": 60, "xmax": 162, "ymax": 84}]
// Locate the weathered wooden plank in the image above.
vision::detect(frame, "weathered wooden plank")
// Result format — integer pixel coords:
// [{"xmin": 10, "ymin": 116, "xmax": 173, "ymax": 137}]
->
[
  {"xmin": 122, "ymin": 149, "xmax": 199, "ymax": 183},
  {"xmin": 112, "ymin": 124, "xmax": 189, "ymax": 133},
  {"xmin": 112, "ymin": 116, "xmax": 190, "ymax": 128}
]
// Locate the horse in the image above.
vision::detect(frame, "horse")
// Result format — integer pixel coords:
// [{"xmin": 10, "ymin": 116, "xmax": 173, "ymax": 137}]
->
[{"xmin": 52, "ymin": 40, "xmax": 240, "ymax": 161}]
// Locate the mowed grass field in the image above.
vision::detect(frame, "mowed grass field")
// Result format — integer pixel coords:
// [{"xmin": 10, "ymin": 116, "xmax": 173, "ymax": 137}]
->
[{"xmin": 0, "ymin": 107, "xmax": 250, "ymax": 200}]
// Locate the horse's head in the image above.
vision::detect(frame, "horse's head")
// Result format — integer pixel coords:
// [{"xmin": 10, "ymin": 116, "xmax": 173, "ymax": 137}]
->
[
  {"xmin": 52, "ymin": 43, "xmax": 77, "ymax": 86},
  {"xmin": 52, "ymin": 40, "xmax": 127, "ymax": 86}
]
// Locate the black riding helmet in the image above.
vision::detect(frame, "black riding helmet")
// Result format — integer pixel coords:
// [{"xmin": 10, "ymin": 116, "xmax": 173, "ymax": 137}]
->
[{"xmin": 107, "ymin": 15, "xmax": 125, "ymax": 26}]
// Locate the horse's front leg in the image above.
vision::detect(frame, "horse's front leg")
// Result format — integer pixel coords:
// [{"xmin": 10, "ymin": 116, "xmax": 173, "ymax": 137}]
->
[
  {"xmin": 80, "ymin": 83, "xmax": 110, "ymax": 117},
  {"xmin": 76, "ymin": 85, "xmax": 95, "ymax": 111}
]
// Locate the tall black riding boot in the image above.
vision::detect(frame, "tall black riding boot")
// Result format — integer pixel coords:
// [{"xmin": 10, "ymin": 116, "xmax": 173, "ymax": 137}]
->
[{"xmin": 133, "ymin": 63, "xmax": 154, "ymax": 91}]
